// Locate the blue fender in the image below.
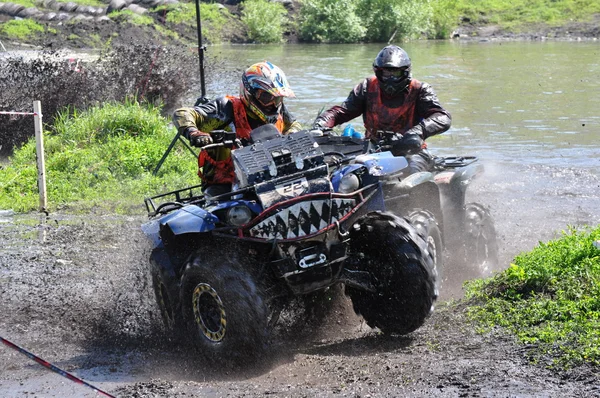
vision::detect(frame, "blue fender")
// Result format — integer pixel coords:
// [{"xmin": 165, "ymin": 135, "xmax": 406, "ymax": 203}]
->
[
  {"xmin": 141, "ymin": 205, "xmax": 219, "ymax": 248},
  {"xmin": 355, "ymin": 151, "xmax": 410, "ymax": 176}
]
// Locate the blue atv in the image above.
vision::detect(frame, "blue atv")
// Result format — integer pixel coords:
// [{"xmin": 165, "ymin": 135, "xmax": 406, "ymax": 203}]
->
[{"xmin": 142, "ymin": 125, "xmax": 495, "ymax": 363}]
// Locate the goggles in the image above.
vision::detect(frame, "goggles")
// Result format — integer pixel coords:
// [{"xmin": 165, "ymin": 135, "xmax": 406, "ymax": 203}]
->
[
  {"xmin": 376, "ymin": 67, "xmax": 408, "ymax": 78},
  {"xmin": 255, "ymin": 89, "xmax": 284, "ymax": 108}
]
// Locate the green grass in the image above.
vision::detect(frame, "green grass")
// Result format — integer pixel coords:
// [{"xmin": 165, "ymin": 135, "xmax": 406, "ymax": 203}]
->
[
  {"xmin": 465, "ymin": 227, "xmax": 600, "ymax": 369},
  {"xmin": 155, "ymin": 2, "xmax": 233, "ymax": 44},
  {"xmin": 0, "ymin": 19, "xmax": 45, "ymax": 40},
  {"xmin": 0, "ymin": 100, "xmax": 199, "ymax": 213},
  {"xmin": 455, "ymin": 0, "xmax": 600, "ymax": 30}
]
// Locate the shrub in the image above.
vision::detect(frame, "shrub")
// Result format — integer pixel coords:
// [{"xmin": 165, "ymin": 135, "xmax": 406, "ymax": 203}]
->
[
  {"xmin": 157, "ymin": 2, "xmax": 232, "ymax": 44},
  {"xmin": 298, "ymin": 0, "xmax": 366, "ymax": 43},
  {"xmin": 429, "ymin": 0, "xmax": 460, "ymax": 39},
  {"xmin": 240, "ymin": 0, "xmax": 288, "ymax": 43},
  {"xmin": 356, "ymin": 0, "xmax": 433, "ymax": 42}
]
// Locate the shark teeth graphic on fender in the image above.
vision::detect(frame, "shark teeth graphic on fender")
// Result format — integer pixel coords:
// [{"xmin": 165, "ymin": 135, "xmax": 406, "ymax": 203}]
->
[{"xmin": 249, "ymin": 199, "xmax": 355, "ymax": 240}]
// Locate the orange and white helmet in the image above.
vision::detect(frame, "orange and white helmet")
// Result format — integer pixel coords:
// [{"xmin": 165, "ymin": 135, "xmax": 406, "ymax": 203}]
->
[{"xmin": 240, "ymin": 61, "xmax": 295, "ymax": 123}]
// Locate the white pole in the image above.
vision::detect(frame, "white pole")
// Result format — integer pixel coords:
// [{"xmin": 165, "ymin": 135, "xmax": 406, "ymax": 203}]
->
[{"xmin": 33, "ymin": 101, "xmax": 47, "ymax": 211}]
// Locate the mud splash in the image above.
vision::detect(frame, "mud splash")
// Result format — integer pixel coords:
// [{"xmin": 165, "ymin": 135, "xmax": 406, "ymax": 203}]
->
[{"xmin": 0, "ymin": 45, "xmax": 200, "ymax": 157}]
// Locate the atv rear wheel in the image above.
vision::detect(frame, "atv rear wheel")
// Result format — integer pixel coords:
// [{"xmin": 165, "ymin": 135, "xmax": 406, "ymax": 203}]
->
[
  {"xmin": 181, "ymin": 253, "xmax": 269, "ymax": 363},
  {"xmin": 464, "ymin": 203, "xmax": 499, "ymax": 277},
  {"xmin": 151, "ymin": 269, "xmax": 184, "ymax": 341},
  {"xmin": 408, "ymin": 209, "xmax": 444, "ymax": 293},
  {"xmin": 346, "ymin": 211, "xmax": 437, "ymax": 335}
]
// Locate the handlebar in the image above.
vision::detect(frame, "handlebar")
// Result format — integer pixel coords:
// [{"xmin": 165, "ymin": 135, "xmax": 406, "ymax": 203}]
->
[{"xmin": 201, "ymin": 130, "xmax": 242, "ymax": 151}]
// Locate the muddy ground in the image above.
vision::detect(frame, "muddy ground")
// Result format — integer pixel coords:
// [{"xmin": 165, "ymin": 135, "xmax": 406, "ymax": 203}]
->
[{"xmin": 1, "ymin": 162, "xmax": 600, "ymax": 398}]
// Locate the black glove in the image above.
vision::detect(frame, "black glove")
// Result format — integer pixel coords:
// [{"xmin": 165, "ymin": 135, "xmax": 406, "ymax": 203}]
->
[
  {"xmin": 390, "ymin": 129, "xmax": 424, "ymax": 156},
  {"xmin": 311, "ymin": 118, "xmax": 328, "ymax": 130},
  {"xmin": 189, "ymin": 129, "xmax": 213, "ymax": 148}
]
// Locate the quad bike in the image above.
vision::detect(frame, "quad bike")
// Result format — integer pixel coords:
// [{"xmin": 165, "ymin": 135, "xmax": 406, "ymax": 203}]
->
[
  {"xmin": 314, "ymin": 130, "xmax": 499, "ymax": 289},
  {"xmin": 141, "ymin": 125, "xmax": 494, "ymax": 363}
]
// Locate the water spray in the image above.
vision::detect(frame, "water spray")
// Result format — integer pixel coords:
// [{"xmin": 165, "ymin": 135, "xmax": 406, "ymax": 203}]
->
[{"xmin": 1, "ymin": 335, "xmax": 116, "ymax": 398}]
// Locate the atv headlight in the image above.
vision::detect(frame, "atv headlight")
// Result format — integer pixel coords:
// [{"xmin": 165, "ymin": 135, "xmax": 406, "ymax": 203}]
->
[
  {"xmin": 226, "ymin": 205, "xmax": 252, "ymax": 226},
  {"xmin": 339, "ymin": 173, "xmax": 360, "ymax": 193}
]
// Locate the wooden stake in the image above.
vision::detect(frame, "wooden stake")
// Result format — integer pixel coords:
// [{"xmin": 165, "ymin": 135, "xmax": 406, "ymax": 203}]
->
[{"xmin": 33, "ymin": 101, "xmax": 47, "ymax": 212}]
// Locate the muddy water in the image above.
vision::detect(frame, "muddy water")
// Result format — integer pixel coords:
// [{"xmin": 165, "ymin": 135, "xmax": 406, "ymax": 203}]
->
[{"xmin": 205, "ymin": 41, "xmax": 600, "ymax": 268}]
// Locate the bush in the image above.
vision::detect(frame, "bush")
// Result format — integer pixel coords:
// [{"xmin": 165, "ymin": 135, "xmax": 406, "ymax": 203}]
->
[
  {"xmin": 298, "ymin": 0, "xmax": 366, "ymax": 43},
  {"xmin": 356, "ymin": 0, "xmax": 433, "ymax": 42},
  {"xmin": 158, "ymin": 2, "xmax": 232, "ymax": 44},
  {"xmin": 429, "ymin": 0, "xmax": 460, "ymax": 39},
  {"xmin": 241, "ymin": 0, "xmax": 288, "ymax": 43},
  {"xmin": 298, "ymin": 0, "xmax": 434, "ymax": 43}
]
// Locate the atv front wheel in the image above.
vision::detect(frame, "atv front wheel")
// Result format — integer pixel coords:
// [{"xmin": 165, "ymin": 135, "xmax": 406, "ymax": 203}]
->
[
  {"xmin": 181, "ymin": 253, "xmax": 268, "ymax": 363},
  {"xmin": 408, "ymin": 209, "xmax": 444, "ymax": 292},
  {"xmin": 346, "ymin": 211, "xmax": 437, "ymax": 335},
  {"xmin": 463, "ymin": 203, "xmax": 499, "ymax": 277},
  {"xmin": 151, "ymin": 269, "xmax": 184, "ymax": 341}
]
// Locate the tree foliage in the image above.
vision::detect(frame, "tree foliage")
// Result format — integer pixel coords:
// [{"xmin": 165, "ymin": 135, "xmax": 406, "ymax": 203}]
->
[
  {"xmin": 299, "ymin": 0, "xmax": 366, "ymax": 43},
  {"xmin": 241, "ymin": 0, "xmax": 289, "ymax": 43},
  {"xmin": 298, "ymin": 0, "xmax": 439, "ymax": 43}
]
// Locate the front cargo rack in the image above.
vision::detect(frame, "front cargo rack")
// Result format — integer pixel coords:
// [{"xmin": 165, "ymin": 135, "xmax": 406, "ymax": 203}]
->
[{"xmin": 144, "ymin": 184, "xmax": 205, "ymax": 217}]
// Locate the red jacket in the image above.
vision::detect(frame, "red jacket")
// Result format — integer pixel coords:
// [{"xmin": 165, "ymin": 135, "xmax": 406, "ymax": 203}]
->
[{"xmin": 314, "ymin": 77, "xmax": 451, "ymax": 140}]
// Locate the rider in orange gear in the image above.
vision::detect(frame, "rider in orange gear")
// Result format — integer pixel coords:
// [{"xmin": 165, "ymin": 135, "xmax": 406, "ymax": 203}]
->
[{"xmin": 173, "ymin": 61, "xmax": 301, "ymax": 196}]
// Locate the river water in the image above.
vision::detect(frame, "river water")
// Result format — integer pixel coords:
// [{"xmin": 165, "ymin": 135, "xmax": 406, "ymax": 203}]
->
[{"xmin": 203, "ymin": 41, "xmax": 600, "ymax": 269}]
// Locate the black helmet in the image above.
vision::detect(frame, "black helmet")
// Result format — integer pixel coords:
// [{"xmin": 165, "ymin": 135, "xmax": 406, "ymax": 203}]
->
[{"xmin": 373, "ymin": 45, "xmax": 412, "ymax": 96}]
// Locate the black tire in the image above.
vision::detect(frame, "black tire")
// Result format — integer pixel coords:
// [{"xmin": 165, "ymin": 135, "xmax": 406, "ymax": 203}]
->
[
  {"xmin": 345, "ymin": 211, "xmax": 437, "ymax": 335},
  {"xmin": 181, "ymin": 252, "xmax": 268, "ymax": 363},
  {"xmin": 408, "ymin": 209, "xmax": 444, "ymax": 294},
  {"xmin": 463, "ymin": 203, "xmax": 499, "ymax": 278},
  {"xmin": 151, "ymin": 269, "xmax": 184, "ymax": 341}
]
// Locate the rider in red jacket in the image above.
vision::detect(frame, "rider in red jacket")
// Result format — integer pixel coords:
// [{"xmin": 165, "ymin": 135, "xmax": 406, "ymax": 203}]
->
[{"xmin": 313, "ymin": 45, "xmax": 451, "ymax": 172}]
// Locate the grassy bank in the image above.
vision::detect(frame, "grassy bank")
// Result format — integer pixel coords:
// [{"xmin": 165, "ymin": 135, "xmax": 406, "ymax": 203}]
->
[
  {"xmin": 0, "ymin": 0, "xmax": 598, "ymax": 48},
  {"xmin": 0, "ymin": 101, "xmax": 196, "ymax": 213},
  {"xmin": 455, "ymin": 0, "xmax": 600, "ymax": 31},
  {"xmin": 465, "ymin": 227, "xmax": 600, "ymax": 369}
]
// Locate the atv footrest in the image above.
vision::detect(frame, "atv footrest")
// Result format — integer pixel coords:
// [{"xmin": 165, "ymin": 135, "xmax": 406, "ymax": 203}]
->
[{"xmin": 436, "ymin": 156, "xmax": 478, "ymax": 168}]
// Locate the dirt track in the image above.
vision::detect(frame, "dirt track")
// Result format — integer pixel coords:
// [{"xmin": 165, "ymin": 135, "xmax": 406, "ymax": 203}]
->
[{"xmin": 1, "ymin": 191, "xmax": 599, "ymax": 398}]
